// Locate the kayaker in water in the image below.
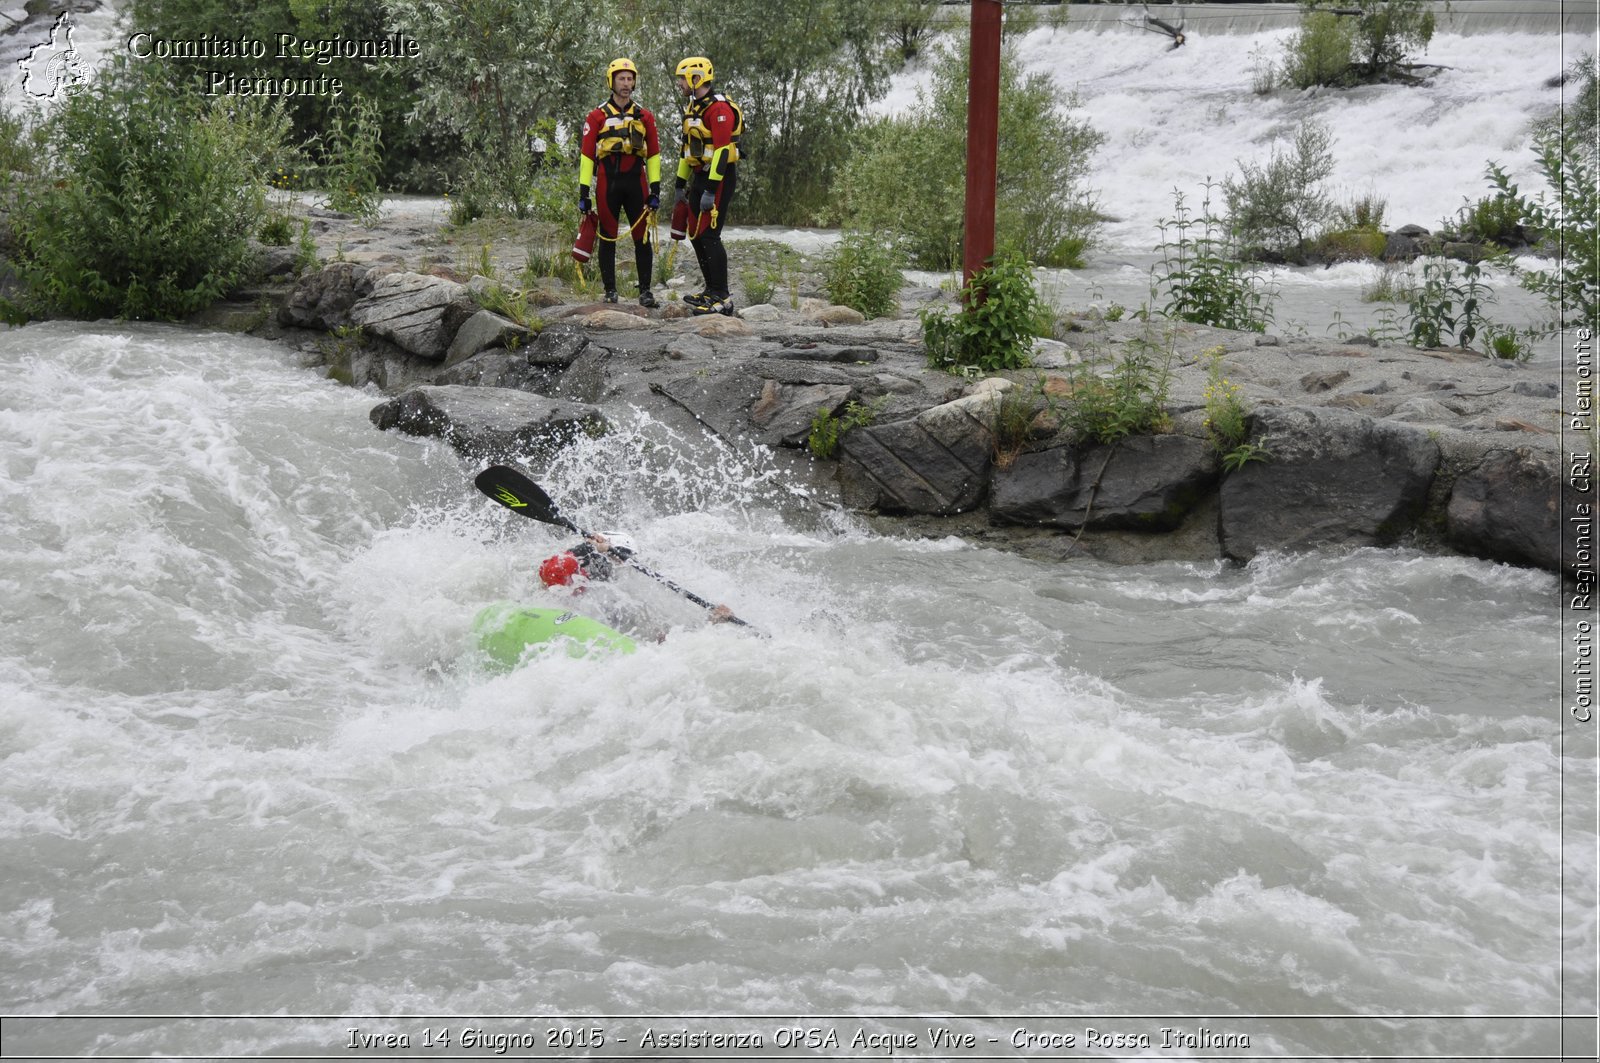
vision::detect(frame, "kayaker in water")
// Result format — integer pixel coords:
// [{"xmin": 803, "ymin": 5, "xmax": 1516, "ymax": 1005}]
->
[{"xmin": 539, "ymin": 533, "xmax": 735, "ymax": 635}]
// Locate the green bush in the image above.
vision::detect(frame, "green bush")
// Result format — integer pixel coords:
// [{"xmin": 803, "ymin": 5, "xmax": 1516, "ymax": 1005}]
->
[
  {"xmin": 1285, "ymin": 10, "xmax": 1356, "ymax": 88},
  {"xmin": 3, "ymin": 59, "xmax": 286, "ymax": 321},
  {"xmin": 842, "ymin": 41, "xmax": 1104, "ymax": 269},
  {"xmin": 1154, "ymin": 186, "xmax": 1275, "ymax": 333},
  {"xmin": 1406, "ymin": 258, "xmax": 1495, "ymax": 350},
  {"xmin": 921, "ymin": 253, "xmax": 1046, "ymax": 373},
  {"xmin": 1538, "ymin": 53, "xmax": 1597, "ymax": 162},
  {"xmin": 1482, "ymin": 324, "xmax": 1531, "ymax": 362},
  {"xmin": 1312, "ymin": 227, "xmax": 1388, "ymax": 262},
  {"xmin": 824, "ymin": 232, "xmax": 904, "ymax": 318},
  {"xmin": 1487, "ymin": 134, "xmax": 1598, "ymax": 333},
  {"xmin": 1459, "ymin": 192, "xmax": 1523, "ymax": 245},
  {"xmin": 1057, "ymin": 341, "xmax": 1172, "ymax": 446},
  {"xmin": 319, "ymin": 97, "xmax": 384, "ymax": 225},
  {"xmin": 1303, "ymin": 0, "xmax": 1436, "ymax": 79},
  {"xmin": 1223, "ymin": 120, "xmax": 1338, "ymax": 261},
  {"xmin": 1336, "ymin": 191, "xmax": 1388, "ymax": 231},
  {"xmin": 808, "ymin": 397, "xmax": 887, "ymax": 460}
]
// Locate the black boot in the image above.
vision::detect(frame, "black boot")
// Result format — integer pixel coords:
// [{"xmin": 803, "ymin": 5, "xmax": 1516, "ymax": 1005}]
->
[{"xmin": 639, "ymin": 289, "xmax": 658, "ymax": 308}]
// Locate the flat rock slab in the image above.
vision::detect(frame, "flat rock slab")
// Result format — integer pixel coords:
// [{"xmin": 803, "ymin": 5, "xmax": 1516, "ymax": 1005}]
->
[
  {"xmin": 1220, "ymin": 405, "xmax": 1439, "ymax": 560},
  {"xmin": 837, "ymin": 384, "xmax": 1013, "ymax": 515},
  {"xmin": 992, "ymin": 435, "xmax": 1219, "ymax": 531},
  {"xmin": 760, "ymin": 343, "xmax": 880, "ymax": 364},
  {"xmin": 369, "ymin": 385, "xmax": 607, "ymax": 460}
]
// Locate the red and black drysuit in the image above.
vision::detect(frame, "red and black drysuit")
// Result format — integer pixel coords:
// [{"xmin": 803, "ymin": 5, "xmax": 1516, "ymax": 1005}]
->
[
  {"xmin": 675, "ymin": 87, "xmax": 741, "ymax": 300},
  {"xmin": 579, "ymin": 97, "xmax": 662, "ymax": 295}
]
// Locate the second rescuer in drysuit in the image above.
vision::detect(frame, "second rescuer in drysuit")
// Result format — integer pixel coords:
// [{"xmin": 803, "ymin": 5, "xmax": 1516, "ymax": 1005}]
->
[
  {"xmin": 578, "ymin": 57, "xmax": 662, "ymax": 308},
  {"xmin": 672, "ymin": 55, "xmax": 742, "ymax": 317}
]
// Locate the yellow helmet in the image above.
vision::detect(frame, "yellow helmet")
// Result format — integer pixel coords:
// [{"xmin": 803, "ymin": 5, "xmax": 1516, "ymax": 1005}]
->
[
  {"xmin": 606, "ymin": 57, "xmax": 638, "ymax": 88},
  {"xmin": 674, "ymin": 56, "xmax": 714, "ymax": 91}
]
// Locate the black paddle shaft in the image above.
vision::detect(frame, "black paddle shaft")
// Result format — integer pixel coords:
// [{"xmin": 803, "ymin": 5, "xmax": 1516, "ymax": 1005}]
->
[{"xmin": 474, "ymin": 465, "xmax": 757, "ymax": 631}]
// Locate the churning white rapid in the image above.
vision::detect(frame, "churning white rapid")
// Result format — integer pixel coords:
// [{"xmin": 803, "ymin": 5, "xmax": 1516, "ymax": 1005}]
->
[{"xmin": 0, "ymin": 316, "xmax": 1589, "ymax": 1056}]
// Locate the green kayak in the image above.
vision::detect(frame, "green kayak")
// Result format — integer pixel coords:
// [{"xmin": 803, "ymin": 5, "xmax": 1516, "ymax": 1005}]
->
[{"xmin": 472, "ymin": 602, "xmax": 637, "ymax": 668}]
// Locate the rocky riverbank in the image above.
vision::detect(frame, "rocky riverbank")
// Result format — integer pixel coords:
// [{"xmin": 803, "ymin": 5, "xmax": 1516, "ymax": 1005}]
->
[{"xmin": 209, "ymin": 201, "xmax": 1583, "ymax": 579}]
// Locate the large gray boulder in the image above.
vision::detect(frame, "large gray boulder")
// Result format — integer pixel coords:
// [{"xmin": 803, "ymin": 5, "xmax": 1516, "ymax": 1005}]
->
[
  {"xmin": 442, "ymin": 309, "xmax": 532, "ymax": 369},
  {"xmin": 279, "ymin": 261, "xmax": 381, "ymax": 331},
  {"xmin": 350, "ymin": 272, "xmax": 478, "ymax": 361},
  {"xmin": 369, "ymin": 385, "xmax": 607, "ymax": 460},
  {"xmin": 992, "ymin": 434, "xmax": 1219, "ymax": 531},
  {"xmin": 1445, "ymin": 447, "xmax": 1570, "ymax": 573},
  {"xmin": 748, "ymin": 380, "xmax": 856, "ymax": 448},
  {"xmin": 1220, "ymin": 405, "xmax": 1440, "ymax": 560},
  {"xmin": 837, "ymin": 382, "xmax": 1012, "ymax": 515},
  {"xmin": 430, "ymin": 351, "xmax": 562, "ymax": 393},
  {"xmin": 524, "ymin": 320, "xmax": 592, "ymax": 367}
]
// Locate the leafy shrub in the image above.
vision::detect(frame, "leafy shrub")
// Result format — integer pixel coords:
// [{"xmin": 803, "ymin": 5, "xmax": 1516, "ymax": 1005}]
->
[
  {"xmin": 842, "ymin": 41, "xmax": 1104, "ymax": 269},
  {"xmin": 1223, "ymin": 121, "xmax": 1338, "ymax": 261},
  {"xmin": 1460, "ymin": 192, "xmax": 1523, "ymax": 245},
  {"xmin": 258, "ymin": 213, "xmax": 295, "ymax": 247},
  {"xmin": 1487, "ymin": 133, "xmax": 1597, "ymax": 332},
  {"xmin": 808, "ymin": 397, "xmax": 886, "ymax": 459},
  {"xmin": 1303, "ymin": 0, "xmax": 1436, "ymax": 80},
  {"xmin": 824, "ymin": 232, "xmax": 903, "ymax": 318},
  {"xmin": 475, "ymin": 281, "xmax": 541, "ymax": 328},
  {"xmin": 1482, "ymin": 324, "xmax": 1530, "ymax": 362},
  {"xmin": 1336, "ymin": 191, "xmax": 1388, "ymax": 231},
  {"xmin": 1201, "ymin": 347, "xmax": 1269, "ymax": 469},
  {"xmin": 1153, "ymin": 186, "xmax": 1275, "ymax": 333},
  {"xmin": 3, "ymin": 59, "xmax": 286, "ymax": 321},
  {"xmin": 990, "ymin": 383, "xmax": 1047, "ymax": 468},
  {"xmin": 1057, "ymin": 341, "xmax": 1172, "ymax": 446},
  {"xmin": 1406, "ymin": 258, "xmax": 1495, "ymax": 350},
  {"xmin": 1285, "ymin": 10, "xmax": 1356, "ymax": 88},
  {"xmin": 922, "ymin": 253, "xmax": 1046, "ymax": 373},
  {"xmin": 319, "ymin": 97, "xmax": 384, "ymax": 225},
  {"xmin": 1537, "ymin": 53, "xmax": 1597, "ymax": 162},
  {"xmin": 741, "ymin": 268, "xmax": 778, "ymax": 307},
  {"xmin": 1312, "ymin": 227, "xmax": 1387, "ymax": 262}
]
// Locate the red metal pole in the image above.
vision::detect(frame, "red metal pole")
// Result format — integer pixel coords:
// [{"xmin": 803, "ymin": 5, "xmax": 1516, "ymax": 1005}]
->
[{"xmin": 962, "ymin": 0, "xmax": 1003, "ymax": 294}]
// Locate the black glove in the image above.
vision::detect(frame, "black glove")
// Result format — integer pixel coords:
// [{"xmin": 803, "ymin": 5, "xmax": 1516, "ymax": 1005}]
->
[
  {"xmin": 647, "ymin": 182, "xmax": 660, "ymax": 211},
  {"xmin": 578, "ymin": 186, "xmax": 591, "ymax": 214},
  {"xmin": 698, "ymin": 189, "xmax": 715, "ymax": 213}
]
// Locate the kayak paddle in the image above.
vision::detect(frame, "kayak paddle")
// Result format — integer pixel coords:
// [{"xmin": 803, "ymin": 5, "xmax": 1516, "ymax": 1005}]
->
[{"xmin": 474, "ymin": 464, "xmax": 759, "ymax": 632}]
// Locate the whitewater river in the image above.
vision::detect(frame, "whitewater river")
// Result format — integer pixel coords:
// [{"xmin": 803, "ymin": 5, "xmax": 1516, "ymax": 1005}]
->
[{"xmin": 0, "ymin": 318, "xmax": 1592, "ymax": 1059}]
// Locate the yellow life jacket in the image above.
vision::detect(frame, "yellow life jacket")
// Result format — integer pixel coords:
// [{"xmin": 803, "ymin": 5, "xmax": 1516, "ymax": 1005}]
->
[
  {"xmin": 595, "ymin": 99, "xmax": 650, "ymax": 161},
  {"xmin": 680, "ymin": 91, "xmax": 742, "ymax": 169}
]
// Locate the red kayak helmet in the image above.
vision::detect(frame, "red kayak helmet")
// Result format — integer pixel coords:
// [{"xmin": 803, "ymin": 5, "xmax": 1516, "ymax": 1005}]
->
[{"xmin": 539, "ymin": 552, "xmax": 584, "ymax": 587}]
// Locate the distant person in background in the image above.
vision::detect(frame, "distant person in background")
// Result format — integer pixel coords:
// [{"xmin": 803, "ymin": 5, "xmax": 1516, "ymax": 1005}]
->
[
  {"xmin": 672, "ymin": 55, "xmax": 743, "ymax": 317},
  {"xmin": 578, "ymin": 57, "xmax": 663, "ymax": 308}
]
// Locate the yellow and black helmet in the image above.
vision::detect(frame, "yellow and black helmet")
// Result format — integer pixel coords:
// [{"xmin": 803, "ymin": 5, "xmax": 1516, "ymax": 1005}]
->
[
  {"xmin": 674, "ymin": 56, "xmax": 714, "ymax": 91},
  {"xmin": 606, "ymin": 57, "xmax": 639, "ymax": 88}
]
